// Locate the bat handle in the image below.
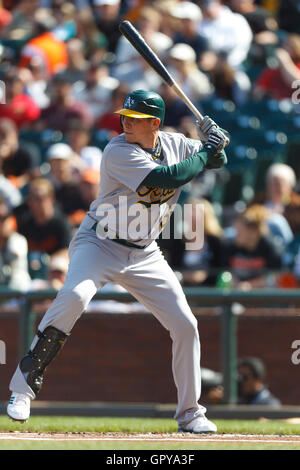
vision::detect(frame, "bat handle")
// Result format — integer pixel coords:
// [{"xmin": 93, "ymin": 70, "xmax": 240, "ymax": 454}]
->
[
  {"xmin": 171, "ymin": 82, "xmax": 204, "ymax": 122},
  {"xmin": 171, "ymin": 81, "xmax": 230, "ymax": 146}
]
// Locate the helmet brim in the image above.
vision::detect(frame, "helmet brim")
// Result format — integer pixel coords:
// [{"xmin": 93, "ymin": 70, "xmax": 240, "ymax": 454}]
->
[{"xmin": 114, "ymin": 108, "xmax": 159, "ymax": 119}]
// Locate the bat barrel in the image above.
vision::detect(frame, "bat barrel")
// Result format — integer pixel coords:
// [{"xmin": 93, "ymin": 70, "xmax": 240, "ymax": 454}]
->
[{"xmin": 119, "ymin": 21, "xmax": 174, "ymax": 86}]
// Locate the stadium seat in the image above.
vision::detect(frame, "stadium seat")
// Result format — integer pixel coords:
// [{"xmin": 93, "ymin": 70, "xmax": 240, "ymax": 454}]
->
[
  {"xmin": 253, "ymin": 153, "xmax": 285, "ymax": 193},
  {"xmin": 91, "ymin": 129, "xmax": 110, "ymax": 151},
  {"xmin": 28, "ymin": 251, "xmax": 50, "ymax": 281},
  {"xmin": 211, "ymin": 166, "xmax": 255, "ymax": 206},
  {"xmin": 285, "ymin": 138, "xmax": 300, "ymax": 177}
]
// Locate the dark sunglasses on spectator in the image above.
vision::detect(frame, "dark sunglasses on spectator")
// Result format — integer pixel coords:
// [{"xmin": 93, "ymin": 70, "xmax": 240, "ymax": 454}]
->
[{"xmin": 0, "ymin": 214, "xmax": 9, "ymax": 221}]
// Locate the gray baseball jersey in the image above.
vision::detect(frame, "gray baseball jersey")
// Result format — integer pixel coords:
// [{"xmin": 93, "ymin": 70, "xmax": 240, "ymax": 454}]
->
[{"xmin": 88, "ymin": 131, "xmax": 203, "ymax": 246}]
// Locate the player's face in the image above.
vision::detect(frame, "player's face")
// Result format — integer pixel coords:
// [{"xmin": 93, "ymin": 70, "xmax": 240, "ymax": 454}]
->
[{"xmin": 122, "ymin": 116, "xmax": 160, "ymax": 147}]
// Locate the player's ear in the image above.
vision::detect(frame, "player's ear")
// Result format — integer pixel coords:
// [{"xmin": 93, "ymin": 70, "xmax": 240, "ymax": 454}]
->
[{"xmin": 152, "ymin": 118, "xmax": 161, "ymax": 130}]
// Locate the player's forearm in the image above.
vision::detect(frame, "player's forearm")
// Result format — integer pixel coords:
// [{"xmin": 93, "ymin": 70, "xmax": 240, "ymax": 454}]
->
[{"xmin": 141, "ymin": 150, "xmax": 211, "ymax": 189}]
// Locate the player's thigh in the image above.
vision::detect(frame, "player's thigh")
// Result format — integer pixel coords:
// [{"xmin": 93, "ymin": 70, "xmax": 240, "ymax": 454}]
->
[
  {"xmin": 36, "ymin": 238, "xmax": 120, "ymax": 333},
  {"xmin": 118, "ymin": 252, "xmax": 197, "ymax": 337},
  {"xmin": 65, "ymin": 234, "xmax": 123, "ymax": 291}
]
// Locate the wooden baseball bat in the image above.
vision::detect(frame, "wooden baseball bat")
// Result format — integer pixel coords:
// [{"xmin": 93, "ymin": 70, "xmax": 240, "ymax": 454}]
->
[{"xmin": 119, "ymin": 20, "xmax": 204, "ymax": 122}]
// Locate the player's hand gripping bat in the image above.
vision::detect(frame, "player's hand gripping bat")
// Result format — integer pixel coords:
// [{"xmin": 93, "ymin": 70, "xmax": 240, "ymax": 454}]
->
[{"xmin": 119, "ymin": 20, "xmax": 230, "ymax": 145}]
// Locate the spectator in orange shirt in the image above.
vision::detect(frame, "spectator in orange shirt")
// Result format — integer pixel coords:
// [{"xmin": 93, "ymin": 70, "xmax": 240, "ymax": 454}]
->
[{"xmin": 19, "ymin": 22, "xmax": 69, "ymax": 77}]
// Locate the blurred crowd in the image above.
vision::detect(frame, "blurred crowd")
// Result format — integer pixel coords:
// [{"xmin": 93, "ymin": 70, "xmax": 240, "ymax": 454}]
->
[{"xmin": 0, "ymin": 0, "xmax": 300, "ymax": 294}]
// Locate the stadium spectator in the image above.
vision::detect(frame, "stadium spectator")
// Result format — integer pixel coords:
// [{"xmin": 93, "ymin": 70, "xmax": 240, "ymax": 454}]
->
[
  {"xmin": 18, "ymin": 16, "xmax": 69, "ymax": 77},
  {"xmin": 170, "ymin": 1, "xmax": 209, "ymax": 62},
  {"xmin": 180, "ymin": 198, "xmax": 224, "ymax": 286},
  {"xmin": 72, "ymin": 61, "xmax": 119, "ymax": 121},
  {"xmin": 0, "ymin": 118, "xmax": 41, "ymax": 189},
  {"xmin": 63, "ymin": 38, "xmax": 88, "ymax": 83},
  {"xmin": 97, "ymin": 82, "xmax": 130, "ymax": 136},
  {"xmin": 0, "ymin": 67, "xmax": 41, "ymax": 129},
  {"xmin": 78, "ymin": 168, "xmax": 101, "ymax": 211},
  {"xmin": 0, "ymin": 6, "xmax": 12, "ymax": 33},
  {"xmin": 114, "ymin": 5, "xmax": 172, "ymax": 69},
  {"xmin": 66, "ymin": 119, "xmax": 103, "ymax": 170},
  {"xmin": 237, "ymin": 357, "xmax": 281, "ymax": 406},
  {"xmin": 221, "ymin": 204, "xmax": 282, "ymax": 289},
  {"xmin": 0, "ymin": 197, "xmax": 30, "ymax": 291},
  {"xmin": 112, "ymin": 51, "xmax": 163, "ymax": 92},
  {"xmin": 39, "ymin": 71, "xmax": 94, "ymax": 132},
  {"xmin": 46, "ymin": 251, "xmax": 69, "ymax": 291},
  {"xmin": 277, "ymin": 0, "xmax": 300, "ymax": 35},
  {"xmin": 44, "ymin": 1, "xmax": 77, "ymax": 26},
  {"xmin": 205, "ymin": 54, "xmax": 251, "ymax": 104},
  {"xmin": 0, "ymin": 0, "xmax": 40, "ymax": 41},
  {"xmin": 293, "ymin": 246, "xmax": 300, "ymax": 284},
  {"xmin": 30, "ymin": 249, "xmax": 69, "ymax": 293},
  {"xmin": 253, "ymin": 33, "xmax": 300, "ymax": 101},
  {"xmin": 75, "ymin": 7, "xmax": 110, "ymax": 64},
  {"xmin": 251, "ymin": 163, "xmax": 300, "ymax": 236},
  {"xmin": 93, "ymin": 0, "xmax": 122, "ymax": 53},
  {"xmin": 46, "ymin": 143, "xmax": 86, "ymax": 224},
  {"xmin": 0, "ymin": 174, "xmax": 22, "ymax": 210},
  {"xmin": 114, "ymin": 6, "xmax": 173, "ymax": 73},
  {"xmin": 227, "ymin": 0, "xmax": 279, "ymax": 67},
  {"xmin": 197, "ymin": 0, "xmax": 253, "ymax": 68},
  {"xmin": 167, "ymin": 43, "xmax": 213, "ymax": 102},
  {"xmin": 21, "ymin": 56, "xmax": 50, "ymax": 109},
  {"xmin": 227, "ymin": 0, "xmax": 277, "ymax": 36},
  {"xmin": 29, "ymin": 250, "xmax": 70, "ymax": 310},
  {"xmin": 16, "ymin": 178, "xmax": 72, "ymax": 256},
  {"xmin": 201, "ymin": 368, "xmax": 223, "ymax": 405}
]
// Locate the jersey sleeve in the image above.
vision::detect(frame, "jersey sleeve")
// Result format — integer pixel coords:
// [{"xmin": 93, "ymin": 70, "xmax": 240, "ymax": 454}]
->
[
  {"xmin": 182, "ymin": 136, "xmax": 203, "ymax": 161},
  {"xmin": 104, "ymin": 143, "xmax": 158, "ymax": 192}
]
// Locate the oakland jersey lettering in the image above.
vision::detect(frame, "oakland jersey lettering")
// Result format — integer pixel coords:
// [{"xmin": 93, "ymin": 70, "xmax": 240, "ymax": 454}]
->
[{"xmin": 136, "ymin": 186, "xmax": 176, "ymax": 208}]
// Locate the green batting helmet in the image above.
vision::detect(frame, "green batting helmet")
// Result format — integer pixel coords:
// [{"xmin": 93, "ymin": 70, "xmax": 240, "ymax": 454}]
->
[{"xmin": 114, "ymin": 89, "xmax": 165, "ymax": 124}]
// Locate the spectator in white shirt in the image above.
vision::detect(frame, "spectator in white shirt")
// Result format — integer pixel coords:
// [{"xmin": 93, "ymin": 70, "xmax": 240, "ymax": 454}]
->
[
  {"xmin": 167, "ymin": 43, "xmax": 213, "ymax": 102},
  {"xmin": 114, "ymin": 6, "xmax": 173, "ymax": 70},
  {"xmin": 72, "ymin": 61, "xmax": 119, "ymax": 120},
  {"xmin": 197, "ymin": 0, "xmax": 253, "ymax": 68}
]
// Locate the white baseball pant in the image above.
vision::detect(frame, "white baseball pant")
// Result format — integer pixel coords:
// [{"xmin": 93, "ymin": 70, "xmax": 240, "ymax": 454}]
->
[{"xmin": 10, "ymin": 215, "xmax": 204, "ymax": 426}]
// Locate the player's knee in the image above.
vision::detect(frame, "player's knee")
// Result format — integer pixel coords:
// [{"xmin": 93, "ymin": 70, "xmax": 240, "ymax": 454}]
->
[
  {"xmin": 58, "ymin": 286, "xmax": 89, "ymax": 313},
  {"xmin": 172, "ymin": 314, "xmax": 199, "ymax": 341}
]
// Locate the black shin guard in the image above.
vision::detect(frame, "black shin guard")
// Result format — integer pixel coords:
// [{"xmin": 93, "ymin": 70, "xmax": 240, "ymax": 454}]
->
[{"xmin": 20, "ymin": 326, "xmax": 68, "ymax": 395}]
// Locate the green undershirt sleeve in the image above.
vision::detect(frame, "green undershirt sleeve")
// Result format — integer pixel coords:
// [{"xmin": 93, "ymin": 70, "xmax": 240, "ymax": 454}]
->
[{"xmin": 140, "ymin": 149, "xmax": 211, "ymax": 189}]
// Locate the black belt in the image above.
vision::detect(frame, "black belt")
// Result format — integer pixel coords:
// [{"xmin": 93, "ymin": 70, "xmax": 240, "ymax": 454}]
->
[{"xmin": 91, "ymin": 223, "xmax": 145, "ymax": 249}]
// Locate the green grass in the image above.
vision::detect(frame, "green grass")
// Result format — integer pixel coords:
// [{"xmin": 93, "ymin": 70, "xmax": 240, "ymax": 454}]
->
[
  {"xmin": 0, "ymin": 416, "xmax": 300, "ymax": 435},
  {"xmin": 1, "ymin": 416, "xmax": 300, "ymax": 450}
]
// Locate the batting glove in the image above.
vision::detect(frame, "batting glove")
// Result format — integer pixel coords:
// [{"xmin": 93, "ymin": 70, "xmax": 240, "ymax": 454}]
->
[
  {"xmin": 196, "ymin": 115, "xmax": 218, "ymax": 141},
  {"xmin": 203, "ymin": 127, "xmax": 228, "ymax": 158},
  {"xmin": 196, "ymin": 116, "xmax": 230, "ymax": 147}
]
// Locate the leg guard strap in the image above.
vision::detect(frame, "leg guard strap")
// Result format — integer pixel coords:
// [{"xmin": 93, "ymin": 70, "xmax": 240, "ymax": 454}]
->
[{"xmin": 20, "ymin": 326, "xmax": 68, "ymax": 395}]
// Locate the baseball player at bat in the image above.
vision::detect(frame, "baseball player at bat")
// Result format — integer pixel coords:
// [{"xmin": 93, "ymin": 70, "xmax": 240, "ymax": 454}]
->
[{"xmin": 7, "ymin": 89, "xmax": 227, "ymax": 433}]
